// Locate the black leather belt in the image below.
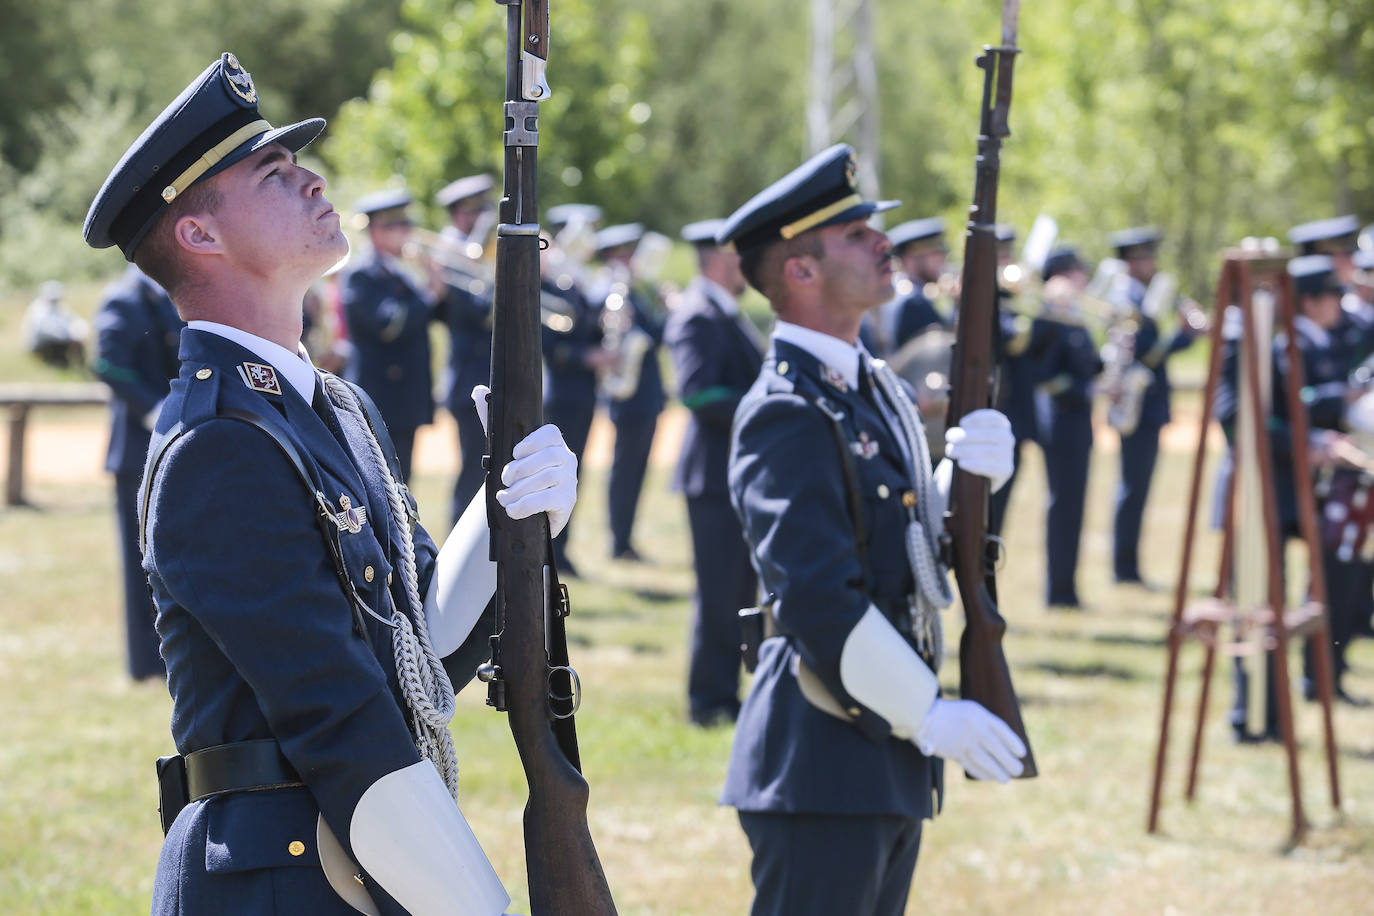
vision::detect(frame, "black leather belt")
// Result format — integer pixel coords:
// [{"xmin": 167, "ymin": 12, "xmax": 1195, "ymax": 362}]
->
[{"xmin": 184, "ymin": 739, "xmax": 304, "ymax": 801}]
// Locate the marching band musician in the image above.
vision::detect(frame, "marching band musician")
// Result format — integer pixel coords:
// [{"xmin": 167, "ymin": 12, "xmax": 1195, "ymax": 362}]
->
[
  {"xmin": 718, "ymin": 145, "xmax": 1023, "ymax": 916},
  {"xmin": 432, "ymin": 174, "xmax": 498, "ymax": 524},
  {"xmin": 1279, "ymin": 256, "xmax": 1373, "ymax": 707},
  {"xmin": 861, "ymin": 217, "xmax": 953, "ymax": 358},
  {"xmin": 1290, "ymin": 216, "xmax": 1369, "ymax": 334},
  {"xmin": 665, "ymin": 218, "xmax": 765, "ymax": 727},
  {"xmin": 339, "ymin": 189, "xmax": 439, "ymax": 480},
  {"xmin": 991, "ymin": 224, "xmax": 1051, "ymax": 536},
  {"xmin": 1034, "ymin": 248, "xmax": 1103, "ymax": 609},
  {"xmin": 541, "ymin": 206, "xmax": 615, "ymax": 576},
  {"xmin": 591, "ymin": 223, "xmax": 667, "ymax": 561},
  {"xmin": 82, "ymin": 53, "xmax": 581, "ymax": 913},
  {"xmin": 1104, "ymin": 227, "xmax": 1202, "ymax": 588}
]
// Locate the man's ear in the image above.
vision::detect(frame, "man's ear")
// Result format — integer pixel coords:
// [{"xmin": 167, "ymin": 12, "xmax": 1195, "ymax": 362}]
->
[
  {"xmin": 174, "ymin": 212, "xmax": 222, "ymax": 256},
  {"xmin": 783, "ymin": 254, "xmax": 819, "ymax": 288}
]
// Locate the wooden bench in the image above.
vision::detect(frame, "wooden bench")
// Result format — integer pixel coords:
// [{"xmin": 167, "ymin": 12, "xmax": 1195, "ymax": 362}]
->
[{"xmin": 0, "ymin": 383, "xmax": 109, "ymax": 506}]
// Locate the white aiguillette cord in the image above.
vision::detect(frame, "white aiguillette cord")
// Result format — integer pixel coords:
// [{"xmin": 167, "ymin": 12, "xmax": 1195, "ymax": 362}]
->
[
  {"xmin": 321, "ymin": 374, "xmax": 461, "ymax": 799},
  {"xmin": 867, "ymin": 358, "xmax": 952, "ymax": 671}
]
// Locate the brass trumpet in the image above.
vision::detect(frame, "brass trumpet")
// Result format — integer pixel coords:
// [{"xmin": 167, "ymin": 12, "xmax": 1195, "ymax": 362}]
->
[{"xmin": 403, "ymin": 226, "xmax": 578, "ymax": 329}]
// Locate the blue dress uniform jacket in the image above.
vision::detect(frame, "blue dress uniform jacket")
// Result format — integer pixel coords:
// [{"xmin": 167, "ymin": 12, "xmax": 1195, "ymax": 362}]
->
[
  {"xmin": 341, "ymin": 249, "xmax": 435, "ymax": 468},
  {"xmin": 723, "ymin": 340, "xmax": 938, "ymax": 819},
  {"xmin": 666, "ymin": 280, "xmax": 764, "ymax": 498},
  {"xmin": 92, "ymin": 265, "xmax": 185, "ymax": 680},
  {"xmin": 93, "ymin": 266, "xmax": 185, "ymax": 475},
  {"xmin": 893, "ymin": 288, "xmax": 947, "ymax": 352},
  {"xmin": 143, "ymin": 329, "xmax": 484, "ymax": 916}
]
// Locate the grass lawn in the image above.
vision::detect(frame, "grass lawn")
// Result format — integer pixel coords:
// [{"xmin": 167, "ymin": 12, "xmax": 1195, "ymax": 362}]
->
[{"xmin": 1, "ymin": 328, "xmax": 1371, "ymax": 912}]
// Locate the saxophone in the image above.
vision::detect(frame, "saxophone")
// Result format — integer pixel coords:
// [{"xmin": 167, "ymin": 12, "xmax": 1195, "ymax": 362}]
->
[
  {"xmin": 1094, "ymin": 261, "xmax": 1154, "ymax": 436},
  {"xmin": 597, "ymin": 281, "xmax": 653, "ymax": 401}
]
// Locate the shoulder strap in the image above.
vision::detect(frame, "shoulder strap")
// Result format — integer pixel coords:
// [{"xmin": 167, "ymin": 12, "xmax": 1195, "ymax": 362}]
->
[{"xmin": 807, "ymin": 392, "xmax": 874, "ymax": 591}]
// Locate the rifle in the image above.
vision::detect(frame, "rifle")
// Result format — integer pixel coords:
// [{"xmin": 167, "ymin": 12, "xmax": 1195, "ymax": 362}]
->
[
  {"xmin": 944, "ymin": 0, "xmax": 1037, "ymax": 779},
  {"xmin": 480, "ymin": 0, "xmax": 618, "ymax": 911}
]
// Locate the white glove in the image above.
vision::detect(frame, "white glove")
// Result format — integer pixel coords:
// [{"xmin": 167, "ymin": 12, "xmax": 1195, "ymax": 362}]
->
[
  {"xmin": 944, "ymin": 408, "xmax": 1014, "ymax": 493},
  {"xmin": 472, "ymin": 385, "xmax": 579, "ymax": 537},
  {"xmin": 913, "ymin": 698, "xmax": 1026, "ymax": 783}
]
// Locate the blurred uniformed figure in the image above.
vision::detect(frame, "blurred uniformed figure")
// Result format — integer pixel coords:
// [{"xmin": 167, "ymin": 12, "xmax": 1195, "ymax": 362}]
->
[
  {"xmin": 91, "ymin": 264, "xmax": 184, "ymax": 680},
  {"xmin": 592, "ymin": 223, "xmax": 667, "ymax": 561},
  {"xmin": 990, "ymin": 224, "xmax": 1050, "ymax": 536},
  {"xmin": 719, "ymin": 144, "xmax": 1024, "ymax": 916},
  {"xmin": 23, "ymin": 280, "xmax": 90, "ymax": 369},
  {"xmin": 1104, "ymin": 227, "xmax": 1202, "ymax": 586},
  {"xmin": 432, "ymin": 174, "xmax": 497, "ymax": 523},
  {"xmin": 1290, "ymin": 215, "xmax": 1370, "ymax": 336},
  {"xmin": 541, "ymin": 204, "xmax": 614, "ymax": 575},
  {"xmin": 665, "ymin": 218, "xmax": 764, "ymax": 726},
  {"xmin": 862, "ymin": 217, "xmax": 952, "ymax": 357},
  {"xmin": 340, "ymin": 189, "xmax": 438, "ymax": 480},
  {"xmin": 83, "ymin": 53, "xmax": 580, "ymax": 914},
  {"xmin": 1034, "ymin": 248, "xmax": 1103, "ymax": 608}
]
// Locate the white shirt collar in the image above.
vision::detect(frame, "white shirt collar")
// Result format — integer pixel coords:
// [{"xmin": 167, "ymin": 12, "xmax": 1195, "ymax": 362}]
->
[
  {"xmin": 695, "ymin": 275, "xmax": 740, "ymax": 316},
  {"xmin": 188, "ymin": 320, "xmax": 317, "ymax": 402},
  {"xmin": 771, "ymin": 320, "xmax": 868, "ymax": 390}
]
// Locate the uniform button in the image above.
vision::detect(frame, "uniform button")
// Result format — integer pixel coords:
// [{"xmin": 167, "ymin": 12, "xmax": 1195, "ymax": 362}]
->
[
  {"xmin": 777, "ymin": 360, "xmax": 790, "ymax": 375},
  {"xmin": 195, "ymin": 368, "xmax": 213, "ymax": 380},
  {"xmin": 847, "ymin": 706, "xmax": 862, "ymax": 717},
  {"xmin": 877, "ymin": 484, "xmax": 891, "ymax": 499},
  {"xmin": 288, "ymin": 840, "xmax": 305, "ymax": 857},
  {"xmin": 364, "ymin": 566, "xmax": 375, "ymax": 583},
  {"xmin": 387, "ymin": 572, "xmax": 393, "ymax": 586},
  {"xmin": 902, "ymin": 490, "xmax": 917, "ymax": 508}
]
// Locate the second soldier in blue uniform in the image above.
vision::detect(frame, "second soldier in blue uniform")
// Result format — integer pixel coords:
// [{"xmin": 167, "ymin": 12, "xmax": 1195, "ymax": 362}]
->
[{"xmin": 718, "ymin": 145, "xmax": 1025, "ymax": 916}]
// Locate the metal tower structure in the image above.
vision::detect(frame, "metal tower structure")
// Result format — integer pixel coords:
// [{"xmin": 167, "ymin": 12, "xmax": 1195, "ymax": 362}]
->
[{"xmin": 807, "ymin": 0, "xmax": 881, "ymax": 204}]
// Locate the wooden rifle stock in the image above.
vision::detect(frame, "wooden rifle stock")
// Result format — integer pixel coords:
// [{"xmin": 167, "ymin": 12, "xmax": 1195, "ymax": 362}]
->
[
  {"xmin": 944, "ymin": 0, "xmax": 1036, "ymax": 779},
  {"xmin": 484, "ymin": 1, "xmax": 617, "ymax": 911}
]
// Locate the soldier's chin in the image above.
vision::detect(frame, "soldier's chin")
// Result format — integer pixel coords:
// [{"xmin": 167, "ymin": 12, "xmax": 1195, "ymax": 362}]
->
[{"xmin": 323, "ymin": 236, "xmax": 352, "ymax": 277}]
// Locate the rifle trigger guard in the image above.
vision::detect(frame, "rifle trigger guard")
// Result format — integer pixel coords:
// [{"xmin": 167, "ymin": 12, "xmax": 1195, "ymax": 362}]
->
[
  {"xmin": 547, "ymin": 665, "xmax": 582, "ymax": 719},
  {"xmin": 985, "ymin": 533, "xmax": 1008, "ymax": 572}
]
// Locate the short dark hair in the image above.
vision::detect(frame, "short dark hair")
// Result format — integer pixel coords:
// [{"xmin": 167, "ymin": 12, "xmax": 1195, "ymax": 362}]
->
[
  {"xmin": 739, "ymin": 232, "xmax": 824, "ymax": 303},
  {"xmin": 132, "ymin": 181, "xmax": 223, "ymax": 302}
]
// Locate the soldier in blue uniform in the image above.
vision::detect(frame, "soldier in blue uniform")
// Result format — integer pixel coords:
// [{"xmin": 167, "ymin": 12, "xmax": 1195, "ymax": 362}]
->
[
  {"xmin": 433, "ymin": 174, "xmax": 497, "ymax": 524},
  {"xmin": 990, "ymin": 225, "xmax": 1051, "ymax": 537},
  {"xmin": 541, "ymin": 210, "xmax": 614, "ymax": 575},
  {"xmin": 91, "ymin": 264, "xmax": 185, "ymax": 680},
  {"xmin": 592, "ymin": 223, "xmax": 667, "ymax": 560},
  {"xmin": 1034, "ymin": 249, "xmax": 1103, "ymax": 608},
  {"xmin": 1105, "ymin": 227, "xmax": 1202, "ymax": 586},
  {"xmin": 862, "ymin": 217, "xmax": 952, "ymax": 357},
  {"xmin": 340, "ymin": 189, "xmax": 438, "ymax": 480},
  {"xmin": 83, "ymin": 53, "xmax": 581, "ymax": 914},
  {"xmin": 665, "ymin": 218, "xmax": 765, "ymax": 726},
  {"xmin": 718, "ymin": 144, "xmax": 1025, "ymax": 916}
]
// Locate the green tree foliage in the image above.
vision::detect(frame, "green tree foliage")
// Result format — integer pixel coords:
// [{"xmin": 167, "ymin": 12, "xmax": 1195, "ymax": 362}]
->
[{"xmin": 5, "ymin": 0, "xmax": 1374, "ymax": 297}]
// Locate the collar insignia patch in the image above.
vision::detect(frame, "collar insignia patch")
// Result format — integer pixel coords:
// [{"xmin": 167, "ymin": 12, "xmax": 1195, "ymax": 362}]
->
[
  {"xmin": 822, "ymin": 363, "xmax": 849, "ymax": 392},
  {"xmin": 239, "ymin": 361, "xmax": 283, "ymax": 395},
  {"xmin": 850, "ymin": 431, "xmax": 880, "ymax": 460}
]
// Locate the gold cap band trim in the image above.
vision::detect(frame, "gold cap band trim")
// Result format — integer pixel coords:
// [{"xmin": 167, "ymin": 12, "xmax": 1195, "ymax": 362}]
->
[
  {"xmin": 161, "ymin": 119, "xmax": 272, "ymax": 203},
  {"xmin": 779, "ymin": 193, "xmax": 864, "ymax": 240}
]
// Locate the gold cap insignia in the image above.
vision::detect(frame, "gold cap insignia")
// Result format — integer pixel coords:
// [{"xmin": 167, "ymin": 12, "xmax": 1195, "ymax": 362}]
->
[{"xmin": 221, "ymin": 52, "xmax": 257, "ymax": 104}]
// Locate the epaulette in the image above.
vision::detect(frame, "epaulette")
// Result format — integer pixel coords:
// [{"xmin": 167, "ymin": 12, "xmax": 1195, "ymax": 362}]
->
[
  {"xmin": 763, "ymin": 357, "xmax": 798, "ymax": 394},
  {"xmin": 180, "ymin": 362, "xmax": 224, "ymax": 427}
]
